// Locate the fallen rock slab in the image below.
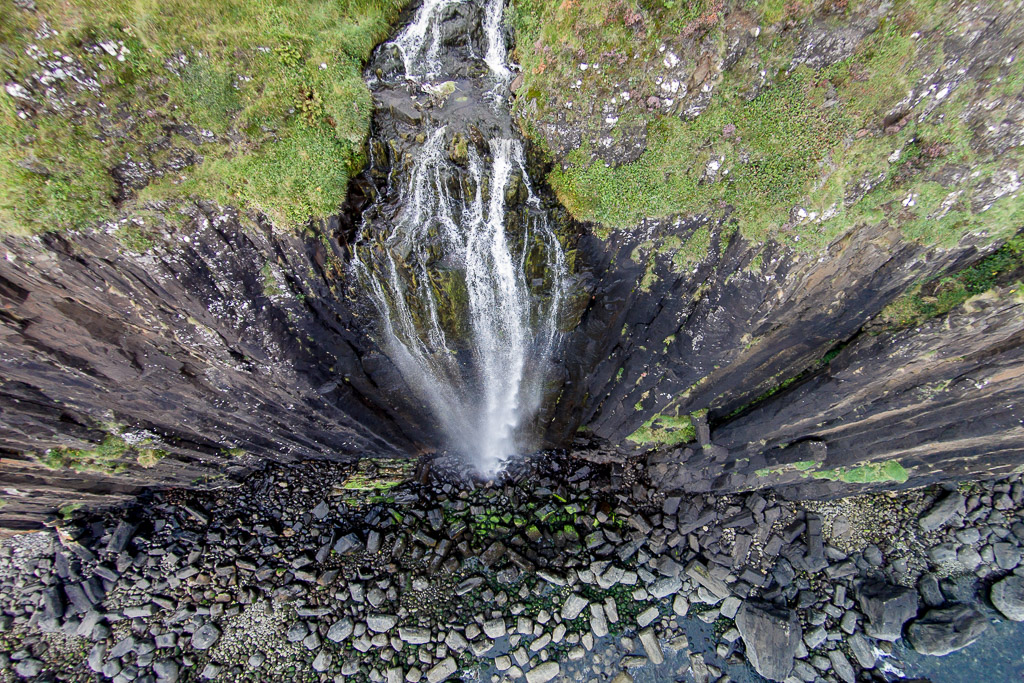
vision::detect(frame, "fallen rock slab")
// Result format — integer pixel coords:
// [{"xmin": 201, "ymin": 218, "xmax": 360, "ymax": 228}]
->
[
  {"xmin": 991, "ymin": 575, "xmax": 1024, "ymax": 621},
  {"xmin": 857, "ymin": 580, "xmax": 919, "ymax": 641},
  {"xmin": 735, "ymin": 601, "xmax": 802, "ymax": 682},
  {"xmin": 919, "ymin": 492, "xmax": 965, "ymax": 532},
  {"xmin": 907, "ymin": 605, "xmax": 988, "ymax": 656}
]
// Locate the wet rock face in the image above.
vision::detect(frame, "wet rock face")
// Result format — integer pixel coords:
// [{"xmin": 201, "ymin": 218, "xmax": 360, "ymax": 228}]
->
[
  {"xmin": 556, "ymin": 211, "xmax": 1024, "ymax": 491},
  {"xmin": 0, "ymin": 206, "xmax": 420, "ymax": 532}
]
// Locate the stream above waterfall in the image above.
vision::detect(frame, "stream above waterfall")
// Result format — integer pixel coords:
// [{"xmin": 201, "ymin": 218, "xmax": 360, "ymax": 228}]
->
[{"xmin": 352, "ymin": 0, "xmax": 576, "ymax": 477}]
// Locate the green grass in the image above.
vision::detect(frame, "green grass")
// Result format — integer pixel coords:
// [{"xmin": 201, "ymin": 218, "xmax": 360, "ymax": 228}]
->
[
  {"xmin": 58, "ymin": 503, "xmax": 83, "ymax": 520},
  {"xmin": 875, "ymin": 230, "xmax": 1024, "ymax": 331},
  {"xmin": 627, "ymin": 413, "xmax": 697, "ymax": 446},
  {"xmin": 43, "ymin": 435, "xmax": 131, "ymax": 474},
  {"xmin": 0, "ymin": 0, "xmax": 408, "ymax": 234},
  {"xmin": 136, "ymin": 448, "xmax": 167, "ymax": 468},
  {"xmin": 510, "ymin": 0, "xmax": 1021, "ymax": 250},
  {"xmin": 756, "ymin": 458, "xmax": 908, "ymax": 484},
  {"xmin": 812, "ymin": 460, "xmax": 909, "ymax": 484}
]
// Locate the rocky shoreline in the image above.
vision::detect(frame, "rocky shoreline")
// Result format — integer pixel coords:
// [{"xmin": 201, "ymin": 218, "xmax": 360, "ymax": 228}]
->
[{"xmin": 1, "ymin": 453, "xmax": 1023, "ymax": 683}]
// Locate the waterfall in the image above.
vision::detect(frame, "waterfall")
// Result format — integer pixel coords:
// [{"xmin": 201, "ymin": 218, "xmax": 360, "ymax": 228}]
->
[{"xmin": 356, "ymin": 0, "xmax": 570, "ymax": 477}]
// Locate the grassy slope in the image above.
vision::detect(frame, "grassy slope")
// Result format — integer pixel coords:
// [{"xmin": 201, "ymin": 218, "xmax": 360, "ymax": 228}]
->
[
  {"xmin": 509, "ymin": 0, "xmax": 1024, "ymax": 250},
  {"xmin": 0, "ymin": 0, "xmax": 407, "ymax": 235}
]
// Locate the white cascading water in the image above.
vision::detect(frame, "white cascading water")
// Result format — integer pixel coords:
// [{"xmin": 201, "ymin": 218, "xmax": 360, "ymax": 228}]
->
[
  {"xmin": 393, "ymin": 0, "xmax": 511, "ymax": 83},
  {"xmin": 358, "ymin": 0, "xmax": 569, "ymax": 477}
]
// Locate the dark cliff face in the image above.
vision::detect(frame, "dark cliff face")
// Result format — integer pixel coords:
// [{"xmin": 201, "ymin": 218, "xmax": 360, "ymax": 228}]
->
[
  {"xmin": 551, "ymin": 213, "xmax": 1024, "ymax": 493},
  {"xmin": 556, "ymin": 216, "xmax": 993, "ymax": 441},
  {"xmin": 1, "ymin": 0, "xmax": 1023, "ymax": 533},
  {"xmin": 0, "ymin": 205, "xmax": 423, "ymax": 532}
]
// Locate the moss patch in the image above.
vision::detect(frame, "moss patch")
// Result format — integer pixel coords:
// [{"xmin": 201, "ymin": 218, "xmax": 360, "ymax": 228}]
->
[
  {"xmin": 812, "ymin": 460, "xmax": 910, "ymax": 484},
  {"xmin": 874, "ymin": 230, "xmax": 1024, "ymax": 331},
  {"xmin": 43, "ymin": 435, "xmax": 131, "ymax": 474},
  {"xmin": 627, "ymin": 413, "xmax": 697, "ymax": 446}
]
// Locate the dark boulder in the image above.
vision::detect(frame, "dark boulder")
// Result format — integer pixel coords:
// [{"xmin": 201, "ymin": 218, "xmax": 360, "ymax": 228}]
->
[
  {"xmin": 991, "ymin": 575, "xmax": 1024, "ymax": 621},
  {"xmin": 857, "ymin": 580, "xmax": 919, "ymax": 641},
  {"xmin": 907, "ymin": 605, "xmax": 988, "ymax": 656},
  {"xmin": 735, "ymin": 600, "xmax": 802, "ymax": 682}
]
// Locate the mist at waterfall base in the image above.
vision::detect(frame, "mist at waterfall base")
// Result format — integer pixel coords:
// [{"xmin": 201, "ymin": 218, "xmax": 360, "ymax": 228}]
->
[{"xmin": 355, "ymin": 0, "xmax": 570, "ymax": 478}]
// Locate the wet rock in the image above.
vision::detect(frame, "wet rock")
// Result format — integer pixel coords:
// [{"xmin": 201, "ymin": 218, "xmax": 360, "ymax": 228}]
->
[
  {"xmin": 907, "ymin": 605, "xmax": 988, "ymax": 656},
  {"xmin": 426, "ymin": 657, "xmax": 457, "ymax": 683},
  {"xmin": 638, "ymin": 627, "xmax": 664, "ymax": 665},
  {"xmin": 734, "ymin": 601, "xmax": 802, "ymax": 682},
  {"xmin": 526, "ymin": 661, "xmax": 560, "ymax": 683},
  {"xmin": 991, "ymin": 576, "xmax": 1024, "ymax": 621},
  {"xmin": 856, "ymin": 580, "xmax": 919, "ymax": 641},
  {"xmin": 919, "ymin": 493, "xmax": 966, "ymax": 532}
]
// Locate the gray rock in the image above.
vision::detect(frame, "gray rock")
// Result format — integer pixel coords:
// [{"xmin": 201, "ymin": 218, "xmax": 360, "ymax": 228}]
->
[
  {"xmin": 827, "ymin": 649, "xmax": 855, "ymax": 683},
  {"xmin": 919, "ymin": 493, "xmax": 965, "ymax": 532},
  {"xmin": 312, "ymin": 650, "xmax": 332, "ymax": 672},
  {"xmin": 366, "ymin": 614, "xmax": 398, "ymax": 633},
  {"xmin": 638, "ymin": 627, "xmax": 664, "ymax": 665},
  {"xmin": 526, "ymin": 661, "xmax": 560, "ymax": 683},
  {"xmin": 87, "ymin": 643, "xmax": 106, "ymax": 672},
  {"xmin": 426, "ymin": 657, "xmax": 456, "ymax": 683},
  {"xmin": 398, "ymin": 626, "xmax": 431, "ymax": 644},
  {"xmin": 590, "ymin": 602, "xmax": 608, "ymax": 637},
  {"xmin": 673, "ymin": 594, "xmax": 689, "ymax": 616},
  {"xmin": 561, "ymin": 593, "xmax": 588, "ymax": 620},
  {"xmin": 286, "ymin": 622, "xmax": 307, "ymax": 642},
  {"xmin": 482, "ymin": 618, "xmax": 506, "ymax": 639},
  {"xmin": 720, "ymin": 596, "xmax": 741, "ymax": 620},
  {"xmin": 958, "ymin": 546, "xmax": 983, "ymax": 571},
  {"xmin": 992, "ymin": 575, "xmax": 1024, "ymax": 621},
  {"xmin": 153, "ymin": 659, "xmax": 179, "ymax": 683},
  {"xmin": 190, "ymin": 623, "xmax": 221, "ymax": 650},
  {"xmin": 311, "ymin": 501, "xmax": 329, "ymax": 519},
  {"xmin": 847, "ymin": 633, "xmax": 876, "ymax": 669},
  {"xmin": 735, "ymin": 601, "xmax": 802, "ymax": 682},
  {"xmin": 445, "ymin": 630, "xmax": 469, "ymax": 652},
  {"xmin": 907, "ymin": 605, "xmax": 988, "ymax": 656},
  {"xmin": 326, "ymin": 617, "xmax": 353, "ymax": 643},
  {"xmin": 649, "ymin": 576, "xmax": 682, "ymax": 599},
  {"xmin": 856, "ymin": 580, "xmax": 918, "ymax": 641},
  {"xmin": 685, "ymin": 560, "xmax": 730, "ymax": 599},
  {"xmin": 14, "ymin": 658, "xmax": 43, "ymax": 678},
  {"xmin": 993, "ymin": 542, "xmax": 1021, "ymax": 570},
  {"xmin": 803, "ymin": 625, "xmax": 826, "ymax": 650},
  {"xmin": 918, "ymin": 573, "xmax": 945, "ymax": 607},
  {"xmin": 637, "ymin": 606, "xmax": 659, "ymax": 627}
]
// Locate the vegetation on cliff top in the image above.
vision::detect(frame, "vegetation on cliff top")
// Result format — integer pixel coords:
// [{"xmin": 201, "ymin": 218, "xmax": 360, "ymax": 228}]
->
[
  {"xmin": 874, "ymin": 229, "xmax": 1024, "ymax": 331},
  {"xmin": 0, "ymin": 0, "xmax": 408, "ymax": 234},
  {"xmin": 509, "ymin": 0, "xmax": 1023, "ymax": 251}
]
